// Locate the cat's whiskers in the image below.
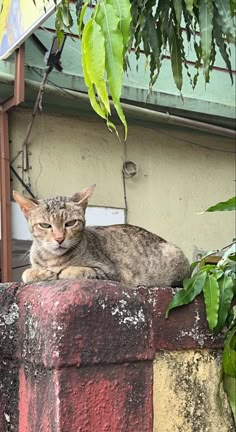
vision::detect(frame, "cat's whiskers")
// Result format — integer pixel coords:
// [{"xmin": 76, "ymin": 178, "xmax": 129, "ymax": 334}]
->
[
  {"xmin": 16, "ymin": 248, "xmax": 31, "ymax": 264},
  {"xmin": 64, "ymin": 238, "xmax": 79, "ymax": 248}
]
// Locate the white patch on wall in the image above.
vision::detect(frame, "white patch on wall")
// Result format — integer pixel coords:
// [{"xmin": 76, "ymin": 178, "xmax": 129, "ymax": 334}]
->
[
  {"xmin": 0, "ymin": 202, "xmax": 125, "ymax": 240},
  {"xmin": 86, "ymin": 206, "xmax": 125, "ymax": 226},
  {"xmin": 11, "ymin": 202, "xmax": 32, "ymax": 240}
]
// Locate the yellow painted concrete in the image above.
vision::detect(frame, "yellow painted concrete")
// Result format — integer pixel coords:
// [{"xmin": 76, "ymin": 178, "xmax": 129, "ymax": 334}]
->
[
  {"xmin": 9, "ymin": 109, "xmax": 235, "ymax": 261},
  {"xmin": 153, "ymin": 350, "xmax": 234, "ymax": 432}
]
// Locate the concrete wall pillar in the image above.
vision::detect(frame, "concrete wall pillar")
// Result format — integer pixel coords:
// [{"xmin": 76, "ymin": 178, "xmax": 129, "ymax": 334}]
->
[{"xmin": 1, "ymin": 281, "xmax": 154, "ymax": 432}]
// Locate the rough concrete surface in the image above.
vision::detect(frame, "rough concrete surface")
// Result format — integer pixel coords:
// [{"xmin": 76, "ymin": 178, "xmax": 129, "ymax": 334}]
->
[{"xmin": 153, "ymin": 350, "xmax": 235, "ymax": 432}]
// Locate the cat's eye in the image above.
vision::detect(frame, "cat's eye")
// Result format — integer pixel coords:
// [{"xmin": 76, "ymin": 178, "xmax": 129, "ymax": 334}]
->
[
  {"xmin": 39, "ymin": 223, "xmax": 52, "ymax": 229},
  {"xmin": 65, "ymin": 220, "xmax": 77, "ymax": 227}
]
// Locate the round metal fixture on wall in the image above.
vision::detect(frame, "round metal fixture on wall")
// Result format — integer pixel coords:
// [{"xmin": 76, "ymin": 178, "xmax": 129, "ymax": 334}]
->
[{"xmin": 122, "ymin": 160, "xmax": 138, "ymax": 178}]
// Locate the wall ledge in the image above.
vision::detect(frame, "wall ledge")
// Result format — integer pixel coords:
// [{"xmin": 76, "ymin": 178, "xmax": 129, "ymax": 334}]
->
[{"xmin": 0, "ymin": 281, "xmax": 223, "ymax": 365}]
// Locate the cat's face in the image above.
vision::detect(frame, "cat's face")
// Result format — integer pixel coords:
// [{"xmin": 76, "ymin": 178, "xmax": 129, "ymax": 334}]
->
[{"xmin": 13, "ymin": 185, "xmax": 95, "ymax": 255}]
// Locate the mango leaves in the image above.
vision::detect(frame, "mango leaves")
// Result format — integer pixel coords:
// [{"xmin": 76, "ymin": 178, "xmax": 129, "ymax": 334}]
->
[
  {"xmin": 165, "ymin": 271, "xmax": 207, "ymax": 318},
  {"xmin": 166, "ymin": 255, "xmax": 235, "ymax": 332},
  {"xmin": 205, "ymin": 197, "xmax": 236, "ymax": 212},
  {"xmin": 215, "ymin": 275, "xmax": 235, "ymax": 332},
  {"xmin": 203, "ymin": 274, "xmax": 220, "ymax": 329},
  {"xmin": 55, "ymin": 0, "xmax": 235, "ymax": 136},
  {"xmin": 214, "ymin": 0, "xmax": 236, "ymax": 43},
  {"xmin": 131, "ymin": 0, "xmax": 235, "ymax": 93},
  {"xmin": 80, "ymin": 0, "xmax": 131, "ymax": 138},
  {"xmin": 56, "ymin": 0, "xmax": 131, "ymax": 139},
  {"xmin": 199, "ymin": 0, "xmax": 214, "ymax": 82},
  {"xmin": 95, "ymin": 2, "xmax": 127, "ymax": 136}
]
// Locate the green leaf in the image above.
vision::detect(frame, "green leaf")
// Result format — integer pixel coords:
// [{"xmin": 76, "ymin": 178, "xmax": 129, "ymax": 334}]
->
[
  {"xmin": 156, "ymin": 0, "xmax": 170, "ymax": 48},
  {"xmin": 82, "ymin": 30, "xmax": 108, "ymax": 121},
  {"xmin": 183, "ymin": 0, "xmax": 194, "ymax": 15},
  {"xmin": 193, "ymin": 41, "xmax": 202, "ymax": 88},
  {"xmin": 223, "ymin": 374, "xmax": 236, "ymax": 423},
  {"xmin": 203, "ymin": 274, "xmax": 220, "ymax": 330},
  {"xmin": 55, "ymin": 8, "xmax": 66, "ymax": 47},
  {"xmin": 199, "ymin": 0, "xmax": 213, "ymax": 82},
  {"xmin": 148, "ymin": 14, "xmax": 161, "ymax": 82},
  {"xmin": 229, "ymin": 0, "xmax": 236, "ymax": 16},
  {"xmin": 95, "ymin": 1, "xmax": 127, "ymax": 138},
  {"xmin": 223, "ymin": 325, "xmax": 236, "ymax": 377},
  {"xmin": 215, "ymin": 276, "xmax": 234, "ymax": 333},
  {"xmin": 87, "ymin": 86, "xmax": 107, "ymax": 119},
  {"xmin": 78, "ymin": 1, "xmax": 88, "ymax": 36},
  {"xmin": 165, "ymin": 271, "xmax": 207, "ymax": 318},
  {"xmin": 207, "ymin": 269, "xmax": 224, "ymax": 280},
  {"xmin": 107, "ymin": 0, "xmax": 132, "ymax": 50},
  {"xmin": 214, "ymin": 0, "xmax": 236, "ymax": 43},
  {"xmin": 199, "ymin": 264, "xmax": 217, "ymax": 273},
  {"xmin": 205, "ymin": 197, "xmax": 236, "ymax": 212},
  {"xmin": 190, "ymin": 260, "xmax": 200, "ymax": 272},
  {"xmin": 213, "ymin": 10, "xmax": 234, "ymax": 84},
  {"xmin": 82, "ymin": 19, "xmax": 110, "ymax": 113},
  {"xmin": 173, "ymin": 0, "xmax": 183, "ymax": 29},
  {"xmin": 61, "ymin": 4, "xmax": 73, "ymax": 28},
  {"xmin": 168, "ymin": 23, "xmax": 183, "ymax": 91}
]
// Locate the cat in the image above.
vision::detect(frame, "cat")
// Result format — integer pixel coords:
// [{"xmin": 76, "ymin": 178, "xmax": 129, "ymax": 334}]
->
[{"xmin": 13, "ymin": 185, "xmax": 190, "ymax": 287}]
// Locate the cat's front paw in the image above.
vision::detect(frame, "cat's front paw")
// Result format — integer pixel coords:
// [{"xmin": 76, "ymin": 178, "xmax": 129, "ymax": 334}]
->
[
  {"xmin": 22, "ymin": 268, "xmax": 58, "ymax": 283},
  {"xmin": 58, "ymin": 266, "xmax": 97, "ymax": 280}
]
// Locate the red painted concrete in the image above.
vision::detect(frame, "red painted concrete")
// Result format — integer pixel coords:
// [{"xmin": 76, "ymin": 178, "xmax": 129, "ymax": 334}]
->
[
  {"xmin": 16, "ymin": 280, "xmax": 154, "ymax": 432},
  {"xmin": 19, "ymin": 362, "xmax": 153, "ymax": 432},
  {"xmin": 16, "ymin": 280, "xmax": 154, "ymax": 367},
  {"xmin": 139, "ymin": 287, "xmax": 223, "ymax": 350},
  {"xmin": 0, "ymin": 280, "xmax": 226, "ymax": 431}
]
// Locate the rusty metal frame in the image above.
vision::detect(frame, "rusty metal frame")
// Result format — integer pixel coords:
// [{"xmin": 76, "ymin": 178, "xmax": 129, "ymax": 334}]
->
[{"xmin": 0, "ymin": 45, "xmax": 25, "ymax": 282}]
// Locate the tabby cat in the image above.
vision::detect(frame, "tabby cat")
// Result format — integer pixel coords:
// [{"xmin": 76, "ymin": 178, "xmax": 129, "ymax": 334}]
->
[{"xmin": 13, "ymin": 185, "xmax": 190, "ymax": 287}]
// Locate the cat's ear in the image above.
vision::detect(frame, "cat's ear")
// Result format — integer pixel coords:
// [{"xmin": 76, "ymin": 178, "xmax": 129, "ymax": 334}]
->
[
  {"xmin": 13, "ymin": 191, "xmax": 39, "ymax": 217},
  {"xmin": 72, "ymin": 184, "xmax": 96, "ymax": 209}
]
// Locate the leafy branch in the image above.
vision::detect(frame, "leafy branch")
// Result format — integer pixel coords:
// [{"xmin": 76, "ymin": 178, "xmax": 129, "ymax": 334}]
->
[
  {"xmin": 56, "ymin": 0, "xmax": 131, "ymax": 138},
  {"xmin": 53, "ymin": 0, "xmax": 235, "ymax": 137}
]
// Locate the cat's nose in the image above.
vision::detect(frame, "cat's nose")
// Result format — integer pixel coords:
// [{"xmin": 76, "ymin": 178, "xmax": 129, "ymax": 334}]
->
[
  {"xmin": 54, "ymin": 228, "xmax": 65, "ymax": 244},
  {"xmin": 56, "ymin": 237, "xmax": 64, "ymax": 245}
]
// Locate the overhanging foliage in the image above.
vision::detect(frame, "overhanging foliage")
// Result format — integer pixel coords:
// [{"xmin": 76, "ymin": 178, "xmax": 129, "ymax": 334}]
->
[{"xmin": 54, "ymin": 0, "xmax": 235, "ymax": 137}]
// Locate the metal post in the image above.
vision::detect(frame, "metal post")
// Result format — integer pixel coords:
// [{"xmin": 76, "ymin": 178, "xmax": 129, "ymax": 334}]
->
[
  {"xmin": 14, "ymin": 44, "xmax": 25, "ymax": 105},
  {"xmin": 0, "ymin": 111, "xmax": 12, "ymax": 281},
  {"xmin": 0, "ymin": 45, "xmax": 25, "ymax": 282}
]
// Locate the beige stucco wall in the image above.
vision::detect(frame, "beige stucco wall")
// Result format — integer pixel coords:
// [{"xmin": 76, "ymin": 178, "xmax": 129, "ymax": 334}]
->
[
  {"xmin": 9, "ymin": 109, "xmax": 235, "ymax": 261},
  {"xmin": 153, "ymin": 350, "xmax": 234, "ymax": 432}
]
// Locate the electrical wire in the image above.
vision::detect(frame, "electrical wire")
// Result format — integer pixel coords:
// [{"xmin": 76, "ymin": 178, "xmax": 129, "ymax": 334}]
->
[
  {"xmin": 122, "ymin": 138, "xmax": 129, "ymax": 223},
  {"xmin": 34, "ymin": 100, "xmax": 45, "ymax": 196},
  {"xmin": 29, "ymin": 65, "xmax": 91, "ymax": 105},
  {"xmin": 157, "ymin": 128, "xmax": 235, "ymax": 154}
]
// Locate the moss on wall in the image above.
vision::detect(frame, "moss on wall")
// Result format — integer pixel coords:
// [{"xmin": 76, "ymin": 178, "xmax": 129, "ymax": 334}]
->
[{"xmin": 153, "ymin": 350, "xmax": 234, "ymax": 432}]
